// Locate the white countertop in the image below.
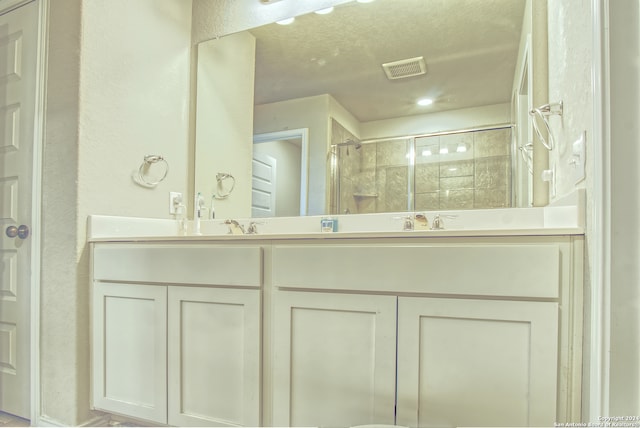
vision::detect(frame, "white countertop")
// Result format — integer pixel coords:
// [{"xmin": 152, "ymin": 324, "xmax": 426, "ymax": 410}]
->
[{"xmin": 87, "ymin": 203, "xmax": 585, "ymax": 243}]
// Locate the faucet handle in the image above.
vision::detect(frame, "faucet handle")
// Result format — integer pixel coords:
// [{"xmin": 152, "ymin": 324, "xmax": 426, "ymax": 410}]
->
[
  {"xmin": 246, "ymin": 221, "xmax": 259, "ymax": 234},
  {"xmin": 430, "ymin": 213, "xmax": 458, "ymax": 230},
  {"xmin": 392, "ymin": 214, "xmax": 415, "ymax": 231},
  {"xmin": 402, "ymin": 215, "xmax": 414, "ymax": 231},
  {"xmin": 431, "ymin": 214, "xmax": 444, "ymax": 230}
]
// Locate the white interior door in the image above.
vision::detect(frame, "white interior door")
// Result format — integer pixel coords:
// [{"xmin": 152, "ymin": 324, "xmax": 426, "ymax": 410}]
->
[
  {"xmin": 0, "ymin": 0, "xmax": 38, "ymax": 419},
  {"xmin": 251, "ymin": 151, "xmax": 276, "ymax": 217}
]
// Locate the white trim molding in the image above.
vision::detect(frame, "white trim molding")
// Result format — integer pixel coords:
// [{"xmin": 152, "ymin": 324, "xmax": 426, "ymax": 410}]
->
[
  {"xmin": 30, "ymin": 0, "xmax": 48, "ymax": 425},
  {"xmin": 588, "ymin": 0, "xmax": 610, "ymax": 420},
  {"xmin": 0, "ymin": 0, "xmax": 33, "ymax": 15},
  {"xmin": 253, "ymin": 128, "xmax": 310, "ymax": 216}
]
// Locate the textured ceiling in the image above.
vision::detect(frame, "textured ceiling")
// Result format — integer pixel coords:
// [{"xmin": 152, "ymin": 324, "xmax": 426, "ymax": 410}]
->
[{"xmin": 250, "ymin": 0, "xmax": 526, "ymax": 122}]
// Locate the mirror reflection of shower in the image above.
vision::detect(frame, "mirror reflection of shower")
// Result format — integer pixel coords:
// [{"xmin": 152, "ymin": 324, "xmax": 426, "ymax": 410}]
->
[
  {"xmin": 330, "ymin": 119, "xmax": 513, "ymax": 215},
  {"xmin": 338, "ymin": 139, "xmax": 362, "ymax": 156}
]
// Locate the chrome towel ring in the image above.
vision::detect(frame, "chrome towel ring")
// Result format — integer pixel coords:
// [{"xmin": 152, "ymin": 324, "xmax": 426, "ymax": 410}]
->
[
  {"xmin": 133, "ymin": 154, "xmax": 169, "ymax": 187},
  {"xmin": 213, "ymin": 172, "xmax": 236, "ymax": 199},
  {"xmin": 529, "ymin": 101, "xmax": 563, "ymax": 151}
]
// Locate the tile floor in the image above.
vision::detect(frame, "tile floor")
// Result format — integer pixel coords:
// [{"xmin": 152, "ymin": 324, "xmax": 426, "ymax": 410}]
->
[{"xmin": 0, "ymin": 412, "xmax": 29, "ymax": 427}]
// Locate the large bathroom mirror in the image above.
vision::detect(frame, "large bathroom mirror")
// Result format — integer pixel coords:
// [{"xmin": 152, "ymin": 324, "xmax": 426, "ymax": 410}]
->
[{"xmin": 194, "ymin": 0, "xmax": 534, "ymax": 218}]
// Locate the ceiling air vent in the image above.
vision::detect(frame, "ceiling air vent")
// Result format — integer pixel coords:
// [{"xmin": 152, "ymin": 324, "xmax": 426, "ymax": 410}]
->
[{"xmin": 382, "ymin": 56, "xmax": 427, "ymax": 80}]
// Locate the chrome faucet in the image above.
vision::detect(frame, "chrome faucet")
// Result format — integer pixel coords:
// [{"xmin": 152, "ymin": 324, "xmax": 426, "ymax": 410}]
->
[
  {"xmin": 431, "ymin": 214, "xmax": 444, "ymax": 230},
  {"xmin": 224, "ymin": 219, "xmax": 245, "ymax": 235}
]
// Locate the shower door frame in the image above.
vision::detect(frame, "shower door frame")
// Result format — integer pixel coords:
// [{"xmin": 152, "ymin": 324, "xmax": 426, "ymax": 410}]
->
[{"xmin": 331, "ymin": 124, "xmax": 514, "ymax": 215}]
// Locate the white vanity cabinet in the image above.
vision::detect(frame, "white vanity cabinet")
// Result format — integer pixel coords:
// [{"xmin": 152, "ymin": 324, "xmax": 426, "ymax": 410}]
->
[
  {"xmin": 91, "ymin": 243, "xmax": 262, "ymax": 427},
  {"xmin": 268, "ymin": 236, "xmax": 583, "ymax": 427},
  {"xmin": 88, "ymin": 231, "xmax": 583, "ymax": 428}
]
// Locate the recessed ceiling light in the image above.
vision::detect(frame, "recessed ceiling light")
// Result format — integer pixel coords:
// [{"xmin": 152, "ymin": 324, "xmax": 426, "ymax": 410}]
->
[
  {"xmin": 421, "ymin": 149, "xmax": 432, "ymax": 157},
  {"xmin": 315, "ymin": 6, "xmax": 334, "ymax": 14},
  {"xmin": 357, "ymin": 0, "xmax": 375, "ymax": 3},
  {"xmin": 439, "ymin": 147, "xmax": 448, "ymax": 155},
  {"xmin": 456, "ymin": 144, "xmax": 467, "ymax": 153},
  {"xmin": 417, "ymin": 98, "xmax": 433, "ymax": 106},
  {"xmin": 276, "ymin": 17, "xmax": 295, "ymax": 25}
]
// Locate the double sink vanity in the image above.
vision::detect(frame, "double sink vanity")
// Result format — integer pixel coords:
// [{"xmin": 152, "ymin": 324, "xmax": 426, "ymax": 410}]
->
[{"xmin": 88, "ymin": 204, "xmax": 585, "ymax": 427}]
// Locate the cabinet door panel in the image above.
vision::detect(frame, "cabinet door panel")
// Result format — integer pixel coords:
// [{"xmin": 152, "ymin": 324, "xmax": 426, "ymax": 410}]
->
[
  {"xmin": 272, "ymin": 291, "xmax": 397, "ymax": 427},
  {"xmin": 92, "ymin": 283, "xmax": 167, "ymax": 424},
  {"xmin": 396, "ymin": 297, "xmax": 558, "ymax": 428},
  {"xmin": 167, "ymin": 286, "xmax": 261, "ymax": 427}
]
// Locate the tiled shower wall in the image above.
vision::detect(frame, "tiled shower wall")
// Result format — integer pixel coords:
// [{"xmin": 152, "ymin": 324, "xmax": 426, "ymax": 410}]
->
[
  {"xmin": 332, "ymin": 121, "xmax": 512, "ymax": 214},
  {"xmin": 330, "ymin": 118, "xmax": 361, "ymax": 214}
]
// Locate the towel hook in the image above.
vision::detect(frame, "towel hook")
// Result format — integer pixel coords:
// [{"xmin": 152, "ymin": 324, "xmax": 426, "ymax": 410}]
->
[{"xmin": 519, "ymin": 141, "xmax": 534, "ymax": 174}]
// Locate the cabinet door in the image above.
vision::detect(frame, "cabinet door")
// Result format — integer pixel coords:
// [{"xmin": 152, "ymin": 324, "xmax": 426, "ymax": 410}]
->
[
  {"xmin": 167, "ymin": 286, "xmax": 261, "ymax": 427},
  {"xmin": 272, "ymin": 291, "xmax": 397, "ymax": 427},
  {"xmin": 92, "ymin": 283, "xmax": 167, "ymax": 424},
  {"xmin": 396, "ymin": 297, "xmax": 558, "ymax": 428}
]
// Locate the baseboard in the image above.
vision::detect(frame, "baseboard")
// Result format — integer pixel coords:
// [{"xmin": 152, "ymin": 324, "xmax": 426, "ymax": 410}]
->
[
  {"xmin": 35, "ymin": 414, "xmax": 110, "ymax": 427},
  {"xmin": 80, "ymin": 415, "xmax": 112, "ymax": 427},
  {"xmin": 33, "ymin": 415, "xmax": 66, "ymax": 427}
]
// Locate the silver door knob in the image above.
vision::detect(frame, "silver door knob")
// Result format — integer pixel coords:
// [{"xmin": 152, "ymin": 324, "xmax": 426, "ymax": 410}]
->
[{"xmin": 5, "ymin": 225, "xmax": 29, "ymax": 239}]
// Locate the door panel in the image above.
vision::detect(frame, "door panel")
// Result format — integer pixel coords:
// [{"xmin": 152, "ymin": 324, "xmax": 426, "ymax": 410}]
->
[
  {"xmin": 0, "ymin": 0, "xmax": 38, "ymax": 418},
  {"xmin": 272, "ymin": 291, "xmax": 397, "ymax": 427},
  {"xmin": 251, "ymin": 151, "xmax": 276, "ymax": 217},
  {"xmin": 92, "ymin": 283, "xmax": 168, "ymax": 424},
  {"xmin": 167, "ymin": 286, "xmax": 261, "ymax": 427},
  {"xmin": 397, "ymin": 297, "xmax": 559, "ymax": 428}
]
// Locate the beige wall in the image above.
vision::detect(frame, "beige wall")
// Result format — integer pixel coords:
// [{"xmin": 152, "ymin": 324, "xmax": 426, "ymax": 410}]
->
[
  {"xmin": 41, "ymin": 0, "xmax": 192, "ymax": 424},
  {"xmin": 531, "ymin": 0, "xmax": 550, "ymax": 206},
  {"xmin": 606, "ymin": 0, "xmax": 640, "ymax": 415},
  {"xmin": 545, "ymin": 0, "xmax": 640, "ymax": 417},
  {"xmin": 360, "ymin": 103, "xmax": 511, "ymax": 140},
  {"xmin": 195, "ymin": 32, "xmax": 255, "ymax": 219},
  {"xmin": 41, "ymin": 0, "xmax": 83, "ymax": 423},
  {"xmin": 548, "ymin": 0, "xmax": 593, "ymax": 203}
]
